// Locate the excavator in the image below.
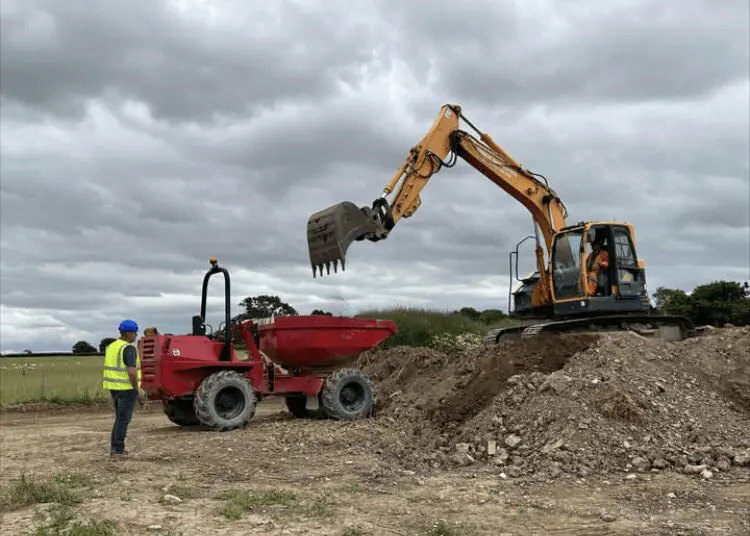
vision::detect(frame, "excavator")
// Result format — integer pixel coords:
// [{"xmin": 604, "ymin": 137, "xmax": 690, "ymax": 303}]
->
[{"xmin": 305, "ymin": 104, "xmax": 696, "ymax": 344}]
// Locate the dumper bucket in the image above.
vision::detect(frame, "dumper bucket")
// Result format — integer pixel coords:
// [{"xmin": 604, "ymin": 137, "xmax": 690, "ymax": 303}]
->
[
  {"xmin": 306, "ymin": 201, "xmax": 381, "ymax": 277},
  {"xmin": 258, "ymin": 315, "xmax": 398, "ymax": 371}
]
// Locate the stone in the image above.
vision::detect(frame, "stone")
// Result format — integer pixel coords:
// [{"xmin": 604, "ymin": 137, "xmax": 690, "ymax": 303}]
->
[
  {"xmin": 733, "ymin": 451, "xmax": 750, "ymax": 467},
  {"xmin": 505, "ymin": 434, "xmax": 522, "ymax": 448},
  {"xmin": 632, "ymin": 456, "xmax": 650, "ymax": 471},
  {"xmin": 162, "ymin": 494, "xmax": 182, "ymax": 505},
  {"xmin": 652, "ymin": 458, "xmax": 669, "ymax": 469},
  {"xmin": 683, "ymin": 464, "xmax": 707, "ymax": 475},
  {"xmin": 451, "ymin": 453, "xmax": 475, "ymax": 466}
]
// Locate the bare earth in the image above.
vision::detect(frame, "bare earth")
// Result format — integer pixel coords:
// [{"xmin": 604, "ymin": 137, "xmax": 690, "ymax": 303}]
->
[{"xmin": 1, "ymin": 400, "xmax": 749, "ymax": 536}]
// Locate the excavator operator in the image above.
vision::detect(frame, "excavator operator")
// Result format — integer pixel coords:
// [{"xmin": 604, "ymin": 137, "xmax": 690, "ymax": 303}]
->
[{"xmin": 586, "ymin": 230, "xmax": 609, "ymax": 296}]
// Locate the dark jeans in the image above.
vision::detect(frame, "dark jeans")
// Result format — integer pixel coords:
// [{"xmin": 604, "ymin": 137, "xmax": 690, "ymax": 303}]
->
[{"xmin": 110, "ymin": 389, "xmax": 137, "ymax": 454}]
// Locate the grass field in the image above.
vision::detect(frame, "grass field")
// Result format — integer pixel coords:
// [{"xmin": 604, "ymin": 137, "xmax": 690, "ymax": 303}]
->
[
  {"xmin": 0, "ymin": 308, "xmax": 516, "ymax": 407},
  {"xmin": 0, "ymin": 355, "xmax": 107, "ymax": 407}
]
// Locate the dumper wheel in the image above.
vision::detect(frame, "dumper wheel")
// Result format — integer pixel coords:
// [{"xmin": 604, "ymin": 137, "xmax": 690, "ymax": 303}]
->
[
  {"xmin": 193, "ymin": 370, "xmax": 257, "ymax": 432},
  {"xmin": 163, "ymin": 398, "xmax": 200, "ymax": 426},
  {"xmin": 320, "ymin": 368, "xmax": 373, "ymax": 420},
  {"xmin": 285, "ymin": 394, "xmax": 328, "ymax": 419}
]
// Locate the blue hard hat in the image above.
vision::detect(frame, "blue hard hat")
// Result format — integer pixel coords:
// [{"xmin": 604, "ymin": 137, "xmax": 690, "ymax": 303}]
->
[{"xmin": 118, "ymin": 319, "xmax": 139, "ymax": 333}]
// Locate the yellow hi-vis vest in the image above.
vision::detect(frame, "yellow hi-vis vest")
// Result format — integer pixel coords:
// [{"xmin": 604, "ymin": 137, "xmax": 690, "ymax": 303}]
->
[{"xmin": 102, "ymin": 339, "xmax": 141, "ymax": 390}]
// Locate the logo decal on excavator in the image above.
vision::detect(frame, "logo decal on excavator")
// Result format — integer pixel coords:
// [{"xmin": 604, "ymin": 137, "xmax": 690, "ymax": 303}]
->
[{"xmin": 171, "ymin": 348, "xmax": 181, "ymax": 357}]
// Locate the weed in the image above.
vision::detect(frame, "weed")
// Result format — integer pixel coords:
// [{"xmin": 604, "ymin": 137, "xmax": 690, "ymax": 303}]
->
[
  {"xmin": 30, "ymin": 504, "xmax": 118, "ymax": 536},
  {"xmin": 306, "ymin": 493, "xmax": 334, "ymax": 517},
  {"xmin": 423, "ymin": 519, "xmax": 477, "ymax": 536},
  {"xmin": 218, "ymin": 489, "xmax": 298, "ymax": 520},
  {"xmin": 217, "ymin": 488, "xmax": 334, "ymax": 521},
  {"xmin": 347, "ymin": 483, "xmax": 364, "ymax": 493},
  {"xmin": 0, "ymin": 471, "xmax": 91, "ymax": 512}
]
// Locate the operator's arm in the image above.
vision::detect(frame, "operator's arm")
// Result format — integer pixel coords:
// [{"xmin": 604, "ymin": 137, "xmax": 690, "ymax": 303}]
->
[{"xmin": 122, "ymin": 346, "xmax": 139, "ymax": 390}]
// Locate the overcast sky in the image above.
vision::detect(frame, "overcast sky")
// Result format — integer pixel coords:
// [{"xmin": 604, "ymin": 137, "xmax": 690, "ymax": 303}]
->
[{"xmin": 1, "ymin": 0, "xmax": 748, "ymax": 352}]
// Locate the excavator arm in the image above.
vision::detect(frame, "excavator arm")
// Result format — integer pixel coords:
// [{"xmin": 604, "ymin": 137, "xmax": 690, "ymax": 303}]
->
[{"xmin": 306, "ymin": 104, "xmax": 570, "ymax": 282}]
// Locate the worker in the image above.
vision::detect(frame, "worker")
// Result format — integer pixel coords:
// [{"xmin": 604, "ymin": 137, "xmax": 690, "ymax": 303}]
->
[
  {"xmin": 102, "ymin": 319, "xmax": 145, "ymax": 459},
  {"xmin": 586, "ymin": 232, "xmax": 609, "ymax": 295}
]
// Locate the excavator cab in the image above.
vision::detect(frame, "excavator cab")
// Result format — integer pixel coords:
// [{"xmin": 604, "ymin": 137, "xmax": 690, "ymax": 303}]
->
[{"xmin": 549, "ymin": 223, "xmax": 650, "ymax": 317}]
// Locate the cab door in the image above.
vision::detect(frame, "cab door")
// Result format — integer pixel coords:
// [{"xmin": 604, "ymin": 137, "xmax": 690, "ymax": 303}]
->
[
  {"xmin": 551, "ymin": 228, "xmax": 586, "ymax": 301},
  {"xmin": 609, "ymin": 225, "xmax": 646, "ymax": 298}
]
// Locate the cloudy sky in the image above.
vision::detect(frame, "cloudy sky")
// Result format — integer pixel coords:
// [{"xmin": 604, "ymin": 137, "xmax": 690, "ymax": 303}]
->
[{"xmin": 1, "ymin": 0, "xmax": 748, "ymax": 352}]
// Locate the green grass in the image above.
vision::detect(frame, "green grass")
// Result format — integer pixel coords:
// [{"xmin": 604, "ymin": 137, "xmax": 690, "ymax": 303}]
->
[
  {"xmin": 355, "ymin": 306, "xmax": 517, "ymax": 350},
  {"xmin": 0, "ymin": 355, "xmax": 108, "ymax": 406},
  {"xmin": 31, "ymin": 505, "xmax": 119, "ymax": 536},
  {"xmin": 0, "ymin": 471, "xmax": 94, "ymax": 512},
  {"xmin": 218, "ymin": 488, "xmax": 334, "ymax": 521}
]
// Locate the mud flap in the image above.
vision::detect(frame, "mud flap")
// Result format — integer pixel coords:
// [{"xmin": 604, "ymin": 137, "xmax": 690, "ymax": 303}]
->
[{"xmin": 306, "ymin": 201, "xmax": 382, "ymax": 277}]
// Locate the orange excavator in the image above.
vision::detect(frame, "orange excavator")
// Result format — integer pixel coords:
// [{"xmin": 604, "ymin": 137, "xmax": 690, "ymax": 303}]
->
[{"xmin": 306, "ymin": 104, "xmax": 696, "ymax": 343}]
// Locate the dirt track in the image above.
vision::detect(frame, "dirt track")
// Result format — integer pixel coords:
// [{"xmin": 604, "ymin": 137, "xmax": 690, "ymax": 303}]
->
[{"xmin": 2, "ymin": 402, "xmax": 749, "ymax": 536}]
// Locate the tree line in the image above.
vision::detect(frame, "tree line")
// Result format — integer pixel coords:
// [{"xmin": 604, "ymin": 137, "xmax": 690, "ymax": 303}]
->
[{"xmin": 54, "ymin": 279, "xmax": 750, "ymax": 355}]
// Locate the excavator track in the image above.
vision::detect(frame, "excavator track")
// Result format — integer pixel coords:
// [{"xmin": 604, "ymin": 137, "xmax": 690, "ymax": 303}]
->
[{"xmin": 482, "ymin": 314, "xmax": 699, "ymax": 346}]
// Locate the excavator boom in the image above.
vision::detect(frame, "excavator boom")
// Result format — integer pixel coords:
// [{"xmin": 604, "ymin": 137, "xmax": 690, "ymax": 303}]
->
[{"xmin": 306, "ymin": 104, "xmax": 568, "ymax": 277}]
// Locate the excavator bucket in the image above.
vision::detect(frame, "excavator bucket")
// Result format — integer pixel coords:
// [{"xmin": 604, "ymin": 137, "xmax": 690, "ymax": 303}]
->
[{"xmin": 306, "ymin": 201, "xmax": 379, "ymax": 277}]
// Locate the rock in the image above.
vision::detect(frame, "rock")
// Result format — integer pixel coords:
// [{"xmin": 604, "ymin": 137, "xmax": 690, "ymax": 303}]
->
[
  {"xmin": 162, "ymin": 494, "xmax": 182, "ymax": 505},
  {"xmin": 487, "ymin": 440, "xmax": 497, "ymax": 456},
  {"xmin": 700, "ymin": 469, "xmax": 713, "ymax": 479},
  {"xmin": 539, "ymin": 372, "xmax": 572, "ymax": 394},
  {"xmin": 491, "ymin": 449, "xmax": 510, "ymax": 465},
  {"xmin": 505, "ymin": 465, "xmax": 523, "ymax": 478},
  {"xmin": 732, "ymin": 451, "xmax": 750, "ymax": 467},
  {"xmin": 716, "ymin": 459, "xmax": 731, "ymax": 472},
  {"xmin": 683, "ymin": 464, "xmax": 707, "ymax": 475},
  {"xmin": 542, "ymin": 439, "xmax": 564, "ymax": 453},
  {"xmin": 652, "ymin": 458, "xmax": 669, "ymax": 469},
  {"xmin": 625, "ymin": 473, "xmax": 637, "ymax": 480},
  {"xmin": 667, "ymin": 492, "xmax": 676, "ymax": 499},
  {"xmin": 632, "ymin": 456, "xmax": 650, "ymax": 471},
  {"xmin": 504, "ymin": 434, "xmax": 522, "ymax": 449},
  {"xmin": 600, "ymin": 513, "xmax": 617, "ymax": 522},
  {"xmin": 454, "ymin": 443, "xmax": 471, "ymax": 454},
  {"xmin": 451, "ymin": 453, "xmax": 475, "ymax": 466}
]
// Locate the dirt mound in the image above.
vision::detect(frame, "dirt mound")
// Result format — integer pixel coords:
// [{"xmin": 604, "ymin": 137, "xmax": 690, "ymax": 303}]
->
[{"xmin": 358, "ymin": 326, "xmax": 750, "ymax": 479}]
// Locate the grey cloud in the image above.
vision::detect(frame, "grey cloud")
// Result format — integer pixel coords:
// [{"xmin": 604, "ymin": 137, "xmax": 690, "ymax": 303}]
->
[
  {"xmin": 380, "ymin": 0, "xmax": 749, "ymax": 110},
  {"xmin": 0, "ymin": 0, "xmax": 385, "ymax": 123}
]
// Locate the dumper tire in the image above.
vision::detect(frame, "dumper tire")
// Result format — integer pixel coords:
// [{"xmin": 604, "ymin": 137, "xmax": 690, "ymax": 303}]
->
[
  {"xmin": 320, "ymin": 368, "xmax": 373, "ymax": 421},
  {"xmin": 163, "ymin": 398, "xmax": 200, "ymax": 426},
  {"xmin": 193, "ymin": 370, "xmax": 257, "ymax": 431},
  {"xmin": 284, "ymin": 393, "xmax": 328, "ymax": 420}
]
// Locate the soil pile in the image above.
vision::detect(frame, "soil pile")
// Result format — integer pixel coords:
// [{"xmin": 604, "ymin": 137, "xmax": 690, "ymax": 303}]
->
[{"xmin": 357, "ymin": 326, "xmax": 750, "ymax": 479}]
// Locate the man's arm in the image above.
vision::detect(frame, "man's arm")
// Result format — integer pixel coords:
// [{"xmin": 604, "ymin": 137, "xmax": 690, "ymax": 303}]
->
[{"xmin": 122, "ymin": 346, "xmax": 139, "ymax": 389}]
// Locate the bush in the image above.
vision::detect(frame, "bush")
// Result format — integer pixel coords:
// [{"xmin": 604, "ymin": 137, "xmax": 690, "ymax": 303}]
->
[{"xmin": 355, "ymin": 306, "xmax": 515, "ymax": 350}]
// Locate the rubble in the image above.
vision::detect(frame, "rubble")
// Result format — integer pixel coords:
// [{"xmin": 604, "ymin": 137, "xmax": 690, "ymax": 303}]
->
[{"xmin": 358, "ymin": 325, "xmax": 750, "ymax": 479}]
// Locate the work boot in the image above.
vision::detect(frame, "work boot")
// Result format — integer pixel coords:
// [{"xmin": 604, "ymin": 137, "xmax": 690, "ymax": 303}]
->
[{"xmin": 110, "ymin": 450, "xmax": 129, "ymax": 460}]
